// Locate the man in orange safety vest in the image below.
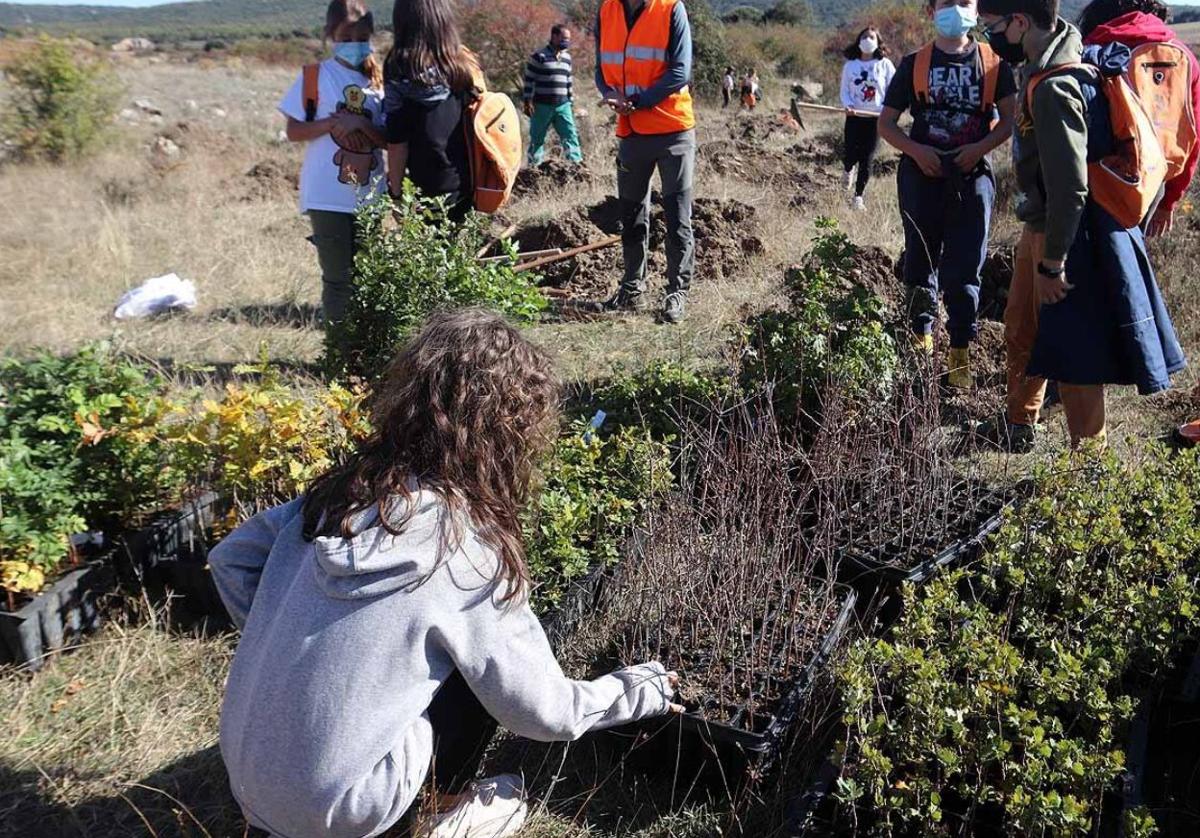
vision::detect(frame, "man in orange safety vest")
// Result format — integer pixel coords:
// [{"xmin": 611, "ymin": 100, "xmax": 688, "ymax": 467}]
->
[{"xmin": 595, "ymin": 0, "xmax": 695, "ymax": 324}]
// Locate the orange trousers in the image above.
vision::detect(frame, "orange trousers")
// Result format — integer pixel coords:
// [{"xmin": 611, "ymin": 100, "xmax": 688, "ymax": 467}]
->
[{"xmin": 1005, "ymin": 226, "xmax": 1107, "ymax": 444}]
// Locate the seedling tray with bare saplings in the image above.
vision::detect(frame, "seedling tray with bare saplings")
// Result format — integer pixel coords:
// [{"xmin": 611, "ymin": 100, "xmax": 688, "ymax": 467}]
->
[
  {"xmin": 836, "ymin": 479, "xmax": 1013, "ymax": 587},
  {"xmin": 566, "ymin": 409, "xmax": 857, "ymax": 779}
]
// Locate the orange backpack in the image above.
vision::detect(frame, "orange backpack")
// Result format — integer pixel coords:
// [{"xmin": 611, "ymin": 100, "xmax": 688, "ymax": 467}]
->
[
  {"xmin": 1027, "ymin": 62, "xmax": 1167, "ymax": 229},
  {"xmin": 913, "ymin": 41, "xmax": 1002, "ymax": 117},
  {"xmin": 1125, "ymin": 41, "xmax": 1197, "ymax": 181},
  {"xmin": 462, "ymin": 85, "xmax": 521, "ymax": 214},
  {"xmin": 303, "ymin": 63, "xmax": 321, "ymax": 121}
]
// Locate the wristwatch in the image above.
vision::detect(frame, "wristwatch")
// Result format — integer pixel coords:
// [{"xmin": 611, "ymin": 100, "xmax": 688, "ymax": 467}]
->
[{"xmin": 1037, "ymin": 261, "xmax": 1065, "ymax": 278}]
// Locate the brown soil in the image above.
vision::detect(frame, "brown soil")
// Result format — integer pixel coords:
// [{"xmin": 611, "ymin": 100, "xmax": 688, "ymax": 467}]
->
[
  {"xmin": 514, "ymin": 195, "xmax": 763, "ymax": 300},
  {"xmin": 235, "ymin": 159, "xmax": 299, "ymax": 202},
  {"xmin": 846, "ymin": 245, "xmax": 904, "ymax": 316},
  {"xmin": 514, "ymin": 159, "xmax": 597, "ymax": 193}
]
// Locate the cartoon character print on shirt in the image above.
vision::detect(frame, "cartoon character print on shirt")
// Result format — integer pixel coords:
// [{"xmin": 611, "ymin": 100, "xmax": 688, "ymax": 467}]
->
[
  {"xmin": 923, "ymin": 60, "xmax": 989, "ymax": 149},
  {"xmin": 332, "ymin": 84, "xmax": 380, "ymax": 187},
  {"xmin": 854, "ymin": 69, "xmax": 879, "ymax": 105}
]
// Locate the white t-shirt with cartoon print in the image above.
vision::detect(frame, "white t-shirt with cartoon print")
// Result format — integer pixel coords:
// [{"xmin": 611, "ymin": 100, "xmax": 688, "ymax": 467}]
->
[
  {"xmin": 840, "ymin": 57, "xmax": 896, "ymax": 115},
  {"xmin": 278, "ymin": 58, "xmax": 386, "ymax": 214}
]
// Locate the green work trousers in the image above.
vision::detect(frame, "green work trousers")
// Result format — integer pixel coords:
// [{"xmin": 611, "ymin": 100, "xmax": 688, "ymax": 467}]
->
[
  {"xmin": 527, "ymin": 102, "xmax": 583, "ymax": 166},
  {"xmin": 307, "ymin": 209, "xmax": 357, "ymax": 327}
]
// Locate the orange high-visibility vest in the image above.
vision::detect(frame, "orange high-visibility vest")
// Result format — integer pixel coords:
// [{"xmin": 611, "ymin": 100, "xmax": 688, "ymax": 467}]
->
[{"xmin": 598, "ymin": 0, "xmax": 695, "ymax": 137}]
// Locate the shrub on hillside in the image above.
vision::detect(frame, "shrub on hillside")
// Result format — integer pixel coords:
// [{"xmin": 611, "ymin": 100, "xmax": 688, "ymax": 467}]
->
[
  {"xmin": 584, "ymin": 360, "xmax": 736, "ymax": 442},
  {"xmin": 826, "ymin": 0, "xmax": 929, "ymax": 66},
  {"xmin": 738, "ymin": 219, "xmax": 897, "ymax": 424},
  {"xmin": 834, "ymin": 450, "xmax": 1200, "ymax": 836},
  {"xmin": 459, "ymin": 0, "xmax": 563, "ymax": 91},
  {"xmin": 325, "ymin": 187, "xmax": 546, "ymax": 382},
  {"xmin": 1, "ymin": 37, "xmax": 120, "ymax": 161},
  {"xmin": 725, "ymin": 21, "xmax": 829, "ymax": 94},
  {"xmin": 688, "ymin": 0, "xmax": 733, "ymax": 96}
]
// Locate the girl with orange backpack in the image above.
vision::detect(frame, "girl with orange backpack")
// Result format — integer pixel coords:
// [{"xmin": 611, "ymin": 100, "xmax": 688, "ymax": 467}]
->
[
  {"xmin": 277, "ymin": 0, "xmax": 386, "ymax": 332},
  {"xmin": 1078, "ymin": 0, "xmax": 1199, "ymax": 238}
]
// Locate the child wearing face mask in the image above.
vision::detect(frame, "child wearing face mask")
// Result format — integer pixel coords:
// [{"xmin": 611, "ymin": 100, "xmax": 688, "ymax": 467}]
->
[
  {"xmin": 277, "ymin": 0, "xmax": 386, "ymax": 339},
  {"xmin": 878, "ymin": 0, "xmax": 1017, "ymax": 392},
  {"xmin": 840, "ymin": 26, "xmax": 897, "ymax": 209}
]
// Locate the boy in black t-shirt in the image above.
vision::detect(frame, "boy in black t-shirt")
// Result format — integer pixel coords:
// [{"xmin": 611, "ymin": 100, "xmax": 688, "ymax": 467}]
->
[{"xmin": 878, "ymin": 0, "xmax": 1017, "ymax": 390}]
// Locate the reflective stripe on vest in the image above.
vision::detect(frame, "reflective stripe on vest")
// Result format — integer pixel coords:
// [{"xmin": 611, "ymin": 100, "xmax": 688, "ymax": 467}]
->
[{"xmin": 598, "ymin": 0, "xmax": 695, "ymax": 137}]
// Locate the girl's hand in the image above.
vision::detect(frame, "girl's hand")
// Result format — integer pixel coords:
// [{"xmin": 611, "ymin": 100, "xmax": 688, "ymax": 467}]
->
[
  {"xmin": 666, "ymin": 670, "xmax": 684, "ymax": 714},
  {"xmin": 331, "ymin": 110, "xmax": 371, "ymax": 142}
]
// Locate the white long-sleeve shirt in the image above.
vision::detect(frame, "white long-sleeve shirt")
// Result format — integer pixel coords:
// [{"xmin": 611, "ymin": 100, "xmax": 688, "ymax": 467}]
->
[{"xmin": 840, "ymin": 57, "xmax": 896, "ymax": 115}]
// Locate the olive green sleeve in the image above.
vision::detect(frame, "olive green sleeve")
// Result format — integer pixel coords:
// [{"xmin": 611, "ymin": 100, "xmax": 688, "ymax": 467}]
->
[{"xmin": 1031, "ymin": 76, "xmax": 1090, "ymax": 263}]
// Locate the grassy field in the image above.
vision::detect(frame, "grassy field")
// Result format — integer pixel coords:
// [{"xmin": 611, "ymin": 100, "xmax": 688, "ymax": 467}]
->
[{"xmin": 3, "ymin": 50, "xmax": 1200, "ymax": 837}]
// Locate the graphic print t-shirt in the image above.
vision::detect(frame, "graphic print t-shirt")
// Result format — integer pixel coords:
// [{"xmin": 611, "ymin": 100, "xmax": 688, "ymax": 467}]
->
[
  {"xmin": 841, "ymin": 57, "xmax": 897, "ymax": 115},
  {"xmin": 278, "ymin": 59, "xmax": 387, "ymax": 214},
  {"xmin": 883, "ymin": 43, "xmax": 1017, "ymax": 150}
]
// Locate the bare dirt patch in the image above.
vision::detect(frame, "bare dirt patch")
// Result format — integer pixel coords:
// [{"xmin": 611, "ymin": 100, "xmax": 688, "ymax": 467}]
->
[
  {"xmin": 515, "ymin": 159, "xmax": 597, "ymax": 193},
  {"xmin": 235, "ymin": 159, "xmax": 300, "ymax": 203}
]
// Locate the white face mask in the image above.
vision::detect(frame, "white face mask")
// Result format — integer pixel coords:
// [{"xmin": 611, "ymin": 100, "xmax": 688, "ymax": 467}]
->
[{"xmin": 860, "ymin": 37, "xmax": 879, "ymax": 56}]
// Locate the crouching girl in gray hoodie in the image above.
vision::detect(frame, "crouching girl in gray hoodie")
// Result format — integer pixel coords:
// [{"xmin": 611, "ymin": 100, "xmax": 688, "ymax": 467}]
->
[{"xmin": 210, "ymin": 309, "xmax": 680, "ymax": 838}]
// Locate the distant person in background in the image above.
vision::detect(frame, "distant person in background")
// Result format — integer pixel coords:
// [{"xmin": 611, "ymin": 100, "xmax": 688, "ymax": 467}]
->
[
  {"xmin": 523, "ymin": 24, "xmax": 583, "ymax": 168},
  {"xmin": 878, "ymin": 0, "xmax": 1017, "ymax": 391},
  {"xmin": 840, "ymin": 26, "xmax": 897, "ymax": 210},
  {"xmin": 277, "ymin": 0, "xmax": 385, "ymax": 334},
  {"xmin": 595, "ymin": 0, "xmax": 696, "ymax": 324},
  {"xmin": 722, "ymin": 65, "xmax": 736, "ymax": 107},
  {"xmin": 384, "ymin": 0, "xmax": 481, "ymax": 222},
  {"xmin": 741, "ymin": 68, "xmax": 761, "ymax": 109},
  {"xmin": 1078, "ymin": 0, "xmax": 1200, "ymax": 238}
]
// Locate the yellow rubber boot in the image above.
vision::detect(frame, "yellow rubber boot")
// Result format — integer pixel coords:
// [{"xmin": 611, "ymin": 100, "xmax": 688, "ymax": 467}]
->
[
  {"xmin": 911, "ymin": 333, "xmax": 934, "ymax": 355},
  {"xmin": 948, "ymin": 346, "xmax": 972, "ymax": 390}
]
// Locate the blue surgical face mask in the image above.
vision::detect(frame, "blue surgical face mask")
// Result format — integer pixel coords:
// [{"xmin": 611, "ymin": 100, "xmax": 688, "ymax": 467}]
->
[
  {"xmin": 333, "ymin": 41, "xmax": 372, "ymax": 69},
  {"xmin": 934, "ymin": 5, "xmax": 978, "ymax": 39}
]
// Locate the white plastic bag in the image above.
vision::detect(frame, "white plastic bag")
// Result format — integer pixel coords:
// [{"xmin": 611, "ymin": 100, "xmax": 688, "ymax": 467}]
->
[{"xmin": 114, "ymin": 273, "xmax": 197, "ymax": 320}]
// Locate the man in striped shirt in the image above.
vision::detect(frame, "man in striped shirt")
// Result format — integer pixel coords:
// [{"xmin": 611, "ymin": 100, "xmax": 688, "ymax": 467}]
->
[{"xmin": 523, "ymin": 24, "xmax": 584, "ymax": 166}]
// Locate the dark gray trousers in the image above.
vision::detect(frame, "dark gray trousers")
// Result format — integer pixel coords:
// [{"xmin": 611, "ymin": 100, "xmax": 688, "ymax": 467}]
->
[{"xmin": 616, "ymin": 130, "xmax": 696, "ymax": 297}]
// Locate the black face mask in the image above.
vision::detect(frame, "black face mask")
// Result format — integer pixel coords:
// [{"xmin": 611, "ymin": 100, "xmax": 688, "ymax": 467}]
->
[{"xmin": 986, "ymin": 17, "xmax": 1029, "ymax": 65}]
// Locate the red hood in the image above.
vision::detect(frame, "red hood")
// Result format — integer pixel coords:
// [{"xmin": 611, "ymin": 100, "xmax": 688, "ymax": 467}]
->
[{"xmin": 1083, "ymin": 11, "xmax": 1178, "ymax": 47}]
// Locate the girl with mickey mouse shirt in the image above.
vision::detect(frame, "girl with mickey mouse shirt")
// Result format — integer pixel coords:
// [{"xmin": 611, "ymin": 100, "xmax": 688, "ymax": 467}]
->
[
  {"xmin": 840, "ymin": 27, "xmax": 896, "ymax": 208},
  {"xmin": 278, "ymin": 0, "xmax": 386, "ymax": 335}
]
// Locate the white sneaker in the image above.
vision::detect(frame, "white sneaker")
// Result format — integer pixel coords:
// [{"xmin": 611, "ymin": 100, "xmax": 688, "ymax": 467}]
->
[
  {"xmin": 414, "ymin": 775, "xmax": 528, "ymax": 838},
  {"xmin": 852, "ymin": 196, "xmax": 866, "ymax": 211}
]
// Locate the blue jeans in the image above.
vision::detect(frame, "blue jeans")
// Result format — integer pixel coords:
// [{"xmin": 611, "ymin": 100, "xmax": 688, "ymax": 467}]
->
[{"xmin": 897, "ymin": 155, "xmax": 994, "ymax": 349}]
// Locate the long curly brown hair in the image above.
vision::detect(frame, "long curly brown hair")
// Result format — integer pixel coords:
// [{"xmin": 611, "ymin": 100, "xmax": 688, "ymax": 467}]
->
[{"xmin": 302, "ymin": 309, "xmax": 560, "ymax": 602}]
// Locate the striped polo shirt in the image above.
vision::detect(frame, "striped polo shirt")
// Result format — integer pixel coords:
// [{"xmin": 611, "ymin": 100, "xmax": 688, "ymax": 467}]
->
[{"xmin": 523, "ymin": 45, "xmax": 574, "ymax": 106}]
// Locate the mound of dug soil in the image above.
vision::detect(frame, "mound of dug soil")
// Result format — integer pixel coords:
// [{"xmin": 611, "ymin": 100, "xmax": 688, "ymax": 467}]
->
[
  {"xmin": 515, "ymin": 160, "xmax": 597, "ymax": 193},
  {"xmin": 236, "ymin": 159, "xmax": 300, "ymax": 202},
  {"xmin": 514, "ymin": 195, "xmax": 763, "ymax": 299}
]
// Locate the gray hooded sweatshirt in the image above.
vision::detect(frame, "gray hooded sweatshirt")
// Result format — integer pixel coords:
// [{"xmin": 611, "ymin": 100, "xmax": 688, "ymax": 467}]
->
[{"xmin": 210, "ymin": 491, "xmax": 673, "ymax": 838}]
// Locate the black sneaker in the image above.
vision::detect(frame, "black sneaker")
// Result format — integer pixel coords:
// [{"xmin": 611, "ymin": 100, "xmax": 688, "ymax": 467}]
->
[
  {"xmin": 967, "ymin": 415, "xmax": 1036, "ymax": 453},
  {"xmin": 603, "ymin": 288, "xmax": 643, "ymax": 313},
  {"xmin": 661, "ymin": 292, "xmax": 686, "ymax": 324}
]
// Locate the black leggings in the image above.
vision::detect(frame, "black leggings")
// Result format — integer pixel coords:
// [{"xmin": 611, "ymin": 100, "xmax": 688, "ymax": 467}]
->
[
  {"xmin": 426, "ymin": 669, "xmax": 497, "ymax": 794},
  {"xmin": 843, "ymin": 114, "xmax": 880, "ymax": 197}
]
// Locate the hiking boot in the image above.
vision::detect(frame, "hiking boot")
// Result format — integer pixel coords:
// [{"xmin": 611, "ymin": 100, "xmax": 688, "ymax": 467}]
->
[
  {"xmin": 911, "ymin": 332, "xmax": 934, "ymax": 355},
  {"xmin": 414, "ymin": 774, "xmax": 527, "ymax": 838},
  {"xmin": 968, "ymin": 415, "xmax": 1036, "ymax": 454},
  {"xmin": 852, "ymin": 195, "xmax": 866, "ymax": 211},
  {"xmin": 661, "ymin": 291, "xmax": 686, "ymax": 324},
  {"xmin": 603, "ymin": 288, "xmax": 643, "ymax": 313},
  {"xmin": 947, "ymin": 347, "xmax": 971, "ymax": 390}
]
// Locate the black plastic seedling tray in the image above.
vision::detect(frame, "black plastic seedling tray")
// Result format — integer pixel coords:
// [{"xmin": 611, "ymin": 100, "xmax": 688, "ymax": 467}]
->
[
  {"xmin": 0, "ymin": 555, "xmax": 114, "ymax": 670},
  {"xmin": 116, "ymin": 492, "xmax": 232, "ymax": 629},
  {"xmin": 838, "ymin": 486, "xmax": 1012, "ymax": 588},
  {"xmin": 613, "ymin": 586, "xmax": 857, "ymax": 782}
]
